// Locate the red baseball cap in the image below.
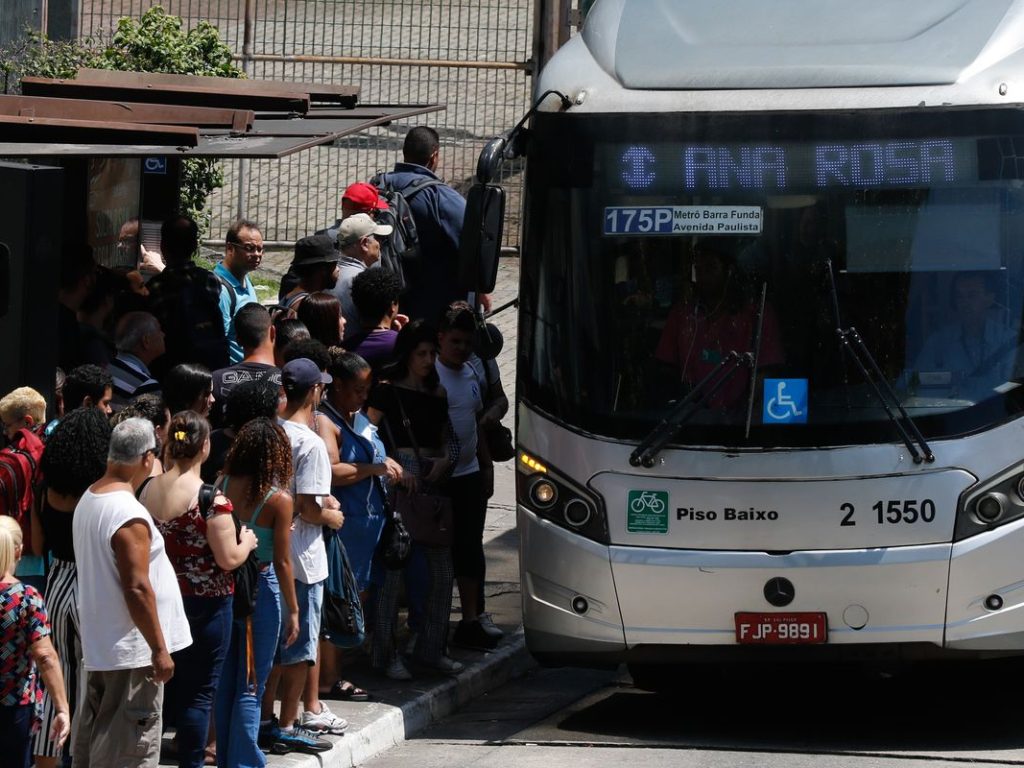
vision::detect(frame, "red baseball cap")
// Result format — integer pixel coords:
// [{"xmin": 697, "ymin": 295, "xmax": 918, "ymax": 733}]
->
[{"xmin": 342, "ymin": 182, "xmax": 388, "ymax": 212}]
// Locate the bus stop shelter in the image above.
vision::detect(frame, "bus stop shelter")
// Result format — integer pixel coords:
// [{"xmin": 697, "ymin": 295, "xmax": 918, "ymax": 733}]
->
[{"xmin": 0, "ymin": 69, "xmax": 441, "ymax": 404}]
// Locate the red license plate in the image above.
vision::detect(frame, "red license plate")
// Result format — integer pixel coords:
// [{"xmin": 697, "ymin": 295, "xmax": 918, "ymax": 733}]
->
[{"xmin": 734, "ymin": 612, "xmax": 828, "ymax": 645}]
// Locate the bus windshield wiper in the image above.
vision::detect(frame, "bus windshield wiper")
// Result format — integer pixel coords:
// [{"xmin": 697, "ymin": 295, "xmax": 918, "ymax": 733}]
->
[
  {"xmin": 630, "ymin": 351, "xmax": 752, "ymax": 468},
  {"xmin": 826, "ymin": 260, "xmax": 935, "ymax": 464},
  {"xmin": 743, "ymin": 282, "xmax": 768, "ymax": 439}
]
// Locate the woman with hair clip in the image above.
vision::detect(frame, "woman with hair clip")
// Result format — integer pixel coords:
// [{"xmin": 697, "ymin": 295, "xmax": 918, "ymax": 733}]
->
[
  {"xmin": 366, "ymin": 320, "xmax": 463, "ymax": 677},
  {"xmin": 0, "ymin": 516, "xmax": 71, "ymax": 768},
  {"xmin": 215, "ymin": 417, "xmax": 302, "ymax": 767},
  {"xmin": 139, "ymin": 411, "xmax": 257, "ymax": 768},
  {"xmin": 31, "ymin": 407, "xmax": 110, "ymax": 768}
]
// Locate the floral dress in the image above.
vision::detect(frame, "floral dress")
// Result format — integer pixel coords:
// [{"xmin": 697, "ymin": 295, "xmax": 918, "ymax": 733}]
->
[{"xmin": 157, "ymin": 497, "xmax": 235, "ymax": 598}]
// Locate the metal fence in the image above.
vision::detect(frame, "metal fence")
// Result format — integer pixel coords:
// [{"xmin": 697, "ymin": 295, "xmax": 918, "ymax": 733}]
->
[
  {"xmin": 77, "ymin": 1, "xmax": 535, "ymax": 248},
  {"xmin": 1, "ymin": 0, "xmax": 43, "ymax": 48}
]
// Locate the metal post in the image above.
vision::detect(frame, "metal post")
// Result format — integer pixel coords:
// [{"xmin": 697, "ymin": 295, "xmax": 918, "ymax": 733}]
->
[
  {"xmin": 45, "ymin": 0, "xmax": 80, "ymax": 41},
  {"xmin": 235, "ymin": 0, "xmax": 255, "ymax": 222}
]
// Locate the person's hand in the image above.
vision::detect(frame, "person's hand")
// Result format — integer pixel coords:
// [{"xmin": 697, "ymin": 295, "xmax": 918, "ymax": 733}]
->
[
  {"xmin": 391, "ymin": 313, "xmax": 410, "ymax": 332},
  {"xmin": 239, "ymin": 524, "xmax": 258, "ymax": 552},
  {"xmin": 150, "ymin": 648, "xmax": 174, "ymax": 684},
  {"xmin": 399, "ymin": 470, "xmax": 418, "ymax": 492},
  {"xmin": 480, "ymin": 293, "xmax": 493, "ymax": 313},
  {"xmin": 425, "ymin": 458, "xmax": 451, "ymax": 485},
  {"xmin": 382, "ymin": 457, "xmax": 404, "ymax": 484},
  {"xmin": 50, "ymin": 709, "xmax": 71, "ymax": 749},
  {"xmin": 283, "ymin": 610, "xmax": 300, "ymax": 648},
  {"xmin": 478, "ymin": 408, "xmax": 501, "ymax": 428},
  {"xmin": 139, "ymin": 245, "xmax": 165, "ymax": 274},
  {"xmin": 322, "ymin": 500, "xmax": 344, "ymax": 530}
]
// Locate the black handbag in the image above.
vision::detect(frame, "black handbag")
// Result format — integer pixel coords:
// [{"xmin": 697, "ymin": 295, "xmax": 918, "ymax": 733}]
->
[
  {"xmin": 479, "ymin": 358, "xmax": 515, "ymax": 462},
  {"xmin": 379, "ymin": 501, "xmax": 412, "ymax": 569},
  {"xmin": 202, "ymin": 482, "xmax": 259, "ymax": 619},
  {"xmin": 482, "ymin": 423, "xmax": 515, "ymax": 462}
]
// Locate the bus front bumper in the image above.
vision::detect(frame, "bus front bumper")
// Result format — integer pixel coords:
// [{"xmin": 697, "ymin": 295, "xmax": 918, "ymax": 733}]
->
[{"xmin": 520, "ymin": 508, "xmax": 1024, "ymax": 666}]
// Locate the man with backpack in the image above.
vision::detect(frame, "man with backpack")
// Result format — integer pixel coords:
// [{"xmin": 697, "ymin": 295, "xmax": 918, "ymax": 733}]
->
[
  {"xmin": 146, "ymin": 215, "xmax": 229, "ymax": 374},
  {"xmin": 377, "ymin": 126, "xmax": 467, "ymax": 323}
]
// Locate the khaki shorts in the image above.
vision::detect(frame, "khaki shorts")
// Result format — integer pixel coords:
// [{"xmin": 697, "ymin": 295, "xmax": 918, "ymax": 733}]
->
[{"xmin": 73, "ymin": 667, "xmax": 163, "ymax": 768}]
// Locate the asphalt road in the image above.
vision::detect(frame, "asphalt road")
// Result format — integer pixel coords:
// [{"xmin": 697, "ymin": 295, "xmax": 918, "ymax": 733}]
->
[{"xmin": 363, "ymin": 661, "xmax": 1024, "ymax": 767}]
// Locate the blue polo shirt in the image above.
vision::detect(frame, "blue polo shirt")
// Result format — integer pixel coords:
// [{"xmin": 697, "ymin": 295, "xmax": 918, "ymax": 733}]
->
[{"xmin": 214, "ymin": 262, "xmax": 259, "ymax": 363}]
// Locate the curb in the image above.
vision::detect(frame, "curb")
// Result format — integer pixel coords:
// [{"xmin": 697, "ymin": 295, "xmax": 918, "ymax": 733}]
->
[{"xmin": 277, "ymin": 629, "xmax": 534, "ymax": 768}]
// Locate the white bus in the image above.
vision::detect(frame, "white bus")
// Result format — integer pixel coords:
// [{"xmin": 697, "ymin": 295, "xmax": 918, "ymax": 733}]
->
[{"xmin": 465, "ymin": 0, "xmax": 1024, "ymax": 680}]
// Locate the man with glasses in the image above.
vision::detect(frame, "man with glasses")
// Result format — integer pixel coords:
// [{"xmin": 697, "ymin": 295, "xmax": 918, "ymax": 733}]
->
[
  {"xmin": 332, "ymin": 213, "xmax": 394, "ymax": 335},
  {"xmin": 216, "ymin": 219, "xmax": 265, "ymax": 363}
]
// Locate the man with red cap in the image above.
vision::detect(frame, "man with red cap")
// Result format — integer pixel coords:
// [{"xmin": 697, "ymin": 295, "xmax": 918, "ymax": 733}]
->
[{"xmin": 278, "ymin": 183, "xmax": 389, "ymax": 301}]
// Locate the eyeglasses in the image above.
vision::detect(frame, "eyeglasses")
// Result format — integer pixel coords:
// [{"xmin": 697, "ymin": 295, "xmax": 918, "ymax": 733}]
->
[{"xmin": 229, "ymin": 241, "xmax": 265, "ymax": 254}]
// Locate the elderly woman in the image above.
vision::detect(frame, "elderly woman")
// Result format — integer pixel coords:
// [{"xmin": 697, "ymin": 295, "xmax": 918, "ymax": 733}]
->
[{"xmin": 0, "ymin": 516, "xmax": 71, "ymax": 768}]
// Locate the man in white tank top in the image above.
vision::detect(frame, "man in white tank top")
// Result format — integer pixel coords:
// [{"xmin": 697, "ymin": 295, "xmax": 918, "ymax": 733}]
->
[{"xmin": 72, "ymin": 418, "xmax": 191, "ymax": 768}]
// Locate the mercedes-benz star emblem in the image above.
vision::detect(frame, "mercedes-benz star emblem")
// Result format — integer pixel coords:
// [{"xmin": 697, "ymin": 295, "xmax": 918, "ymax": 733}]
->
[{"xmin": 764, "ymin": 577, "xmax": 795, "ymax": 607}]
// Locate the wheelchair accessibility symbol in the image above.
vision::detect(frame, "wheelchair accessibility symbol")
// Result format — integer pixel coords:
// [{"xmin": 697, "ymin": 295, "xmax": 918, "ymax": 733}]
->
[{"xmin": 763, "ymin": 378, "xmax": 808, "ymax": 424}]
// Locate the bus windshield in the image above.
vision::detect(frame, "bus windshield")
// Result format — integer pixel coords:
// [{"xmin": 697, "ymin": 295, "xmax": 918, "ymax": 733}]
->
[{"xmin": 519, "ymin": 108, "xmax": 1024, "ymax": 448}]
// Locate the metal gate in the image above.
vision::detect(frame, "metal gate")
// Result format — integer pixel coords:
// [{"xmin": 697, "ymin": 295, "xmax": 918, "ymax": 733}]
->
[{"xmin": 78, "ymin": 0, "xmax": 537, "ymax": 246}]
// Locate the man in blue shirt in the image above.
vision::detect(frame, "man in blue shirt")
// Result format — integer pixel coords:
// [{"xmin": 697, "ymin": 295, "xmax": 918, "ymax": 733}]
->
[
  {"xmin": 384, "ymin": 126, "xmax": 467, "ymax": 323},
  {"xmin": 215, "ymin": 219, "xmax": 264, "ymax": 363}
]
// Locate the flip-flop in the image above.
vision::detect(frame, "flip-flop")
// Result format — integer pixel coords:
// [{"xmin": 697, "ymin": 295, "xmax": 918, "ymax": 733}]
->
[{"xmin": 326, "ymin": 679, "xmax": 370, "ymax": 701}]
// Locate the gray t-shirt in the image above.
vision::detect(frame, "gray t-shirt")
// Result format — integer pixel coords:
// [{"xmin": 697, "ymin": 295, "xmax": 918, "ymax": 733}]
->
[{"xmin": 280, "ymin": 418, "xmax": 332, "ymax": 584}]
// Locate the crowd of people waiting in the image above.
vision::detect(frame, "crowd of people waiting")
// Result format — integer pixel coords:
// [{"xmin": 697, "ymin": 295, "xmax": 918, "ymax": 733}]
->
[{"xmin": 0, "ymin": 126, "xmax": 511, "ymax": 768}]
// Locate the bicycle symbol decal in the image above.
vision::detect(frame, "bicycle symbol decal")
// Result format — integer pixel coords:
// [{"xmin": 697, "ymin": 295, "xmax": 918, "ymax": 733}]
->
[
  {"xmin": 627, "ymin": 490, "xmax": 669, "ymax": 534},
  {"xmin": 763, "ymin": 378, "xmax": 808, "ymax": 424}
]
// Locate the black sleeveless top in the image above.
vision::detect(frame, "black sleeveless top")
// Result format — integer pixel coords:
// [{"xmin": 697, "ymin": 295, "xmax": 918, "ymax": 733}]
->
[
  {"xmin": 368, "ymin": 382, "xmax": 449, "ymax": 451},
  {"xmin": 38, "ymin": 491, "xmax": 76, "ymax": 562}
]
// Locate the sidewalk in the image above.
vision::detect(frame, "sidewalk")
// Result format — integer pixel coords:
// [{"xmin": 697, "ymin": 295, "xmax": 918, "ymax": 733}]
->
[{"xmin": 161, "ymin": 259, "xmax": 527, "ymax": 767}]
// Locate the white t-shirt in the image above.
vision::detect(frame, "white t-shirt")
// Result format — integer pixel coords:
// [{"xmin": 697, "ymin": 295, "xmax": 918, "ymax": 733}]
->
[
  {"xmin": 280, "ymin": 418, "xmax": 331, "ymax": 584},
  {"xmin": 435, "ymin": 357, "xmax": 484, "ymax": 477},
  {"xmin": 73, "ymin": 489, "xmax": 191, "ymax": 671}
]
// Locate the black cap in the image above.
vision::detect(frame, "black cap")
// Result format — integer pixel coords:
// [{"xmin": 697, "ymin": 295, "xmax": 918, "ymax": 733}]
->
[{"xmin": 292, "ymin": 234, "xmax": 340, "ymax": 267}]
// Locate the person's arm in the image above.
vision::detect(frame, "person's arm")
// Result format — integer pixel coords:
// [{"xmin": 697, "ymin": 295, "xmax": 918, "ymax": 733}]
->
[
  {"xmin": 479, "ymin": 361, "xmax": 509, "ymax": 427},
  {"xmin": 206, "ymin": 494, "xmax": 257, "ymax": 571},
  {"xmin": 30, "ymin": 491, "xmax": 45, "ymax": 557},
  {"xmin": 111, "ymin": 519, "xmax": 174, "ymax": 683},
  {"xmin": 294, "ymin": 494, "xmax": 343, "ymax": 529},
  {"xmin": 268, "ymin": 491, "xmax": 300, "ymax": 647},
  {"xmin": 30, "ymin": 636, "xmax": 70, "ymax": 748},
  {"xmin": 315, "ymin": 414, "xmax": 378, "ymax": 485},
  {"xmin": 437, "ymin": 187, "xmax": 466, "ymax": 252}
]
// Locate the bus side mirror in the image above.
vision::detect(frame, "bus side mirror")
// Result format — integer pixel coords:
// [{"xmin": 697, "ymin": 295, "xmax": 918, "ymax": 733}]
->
[{"xmin": 459, "ymin": 182, "xmax": 505, "ymax": 294}]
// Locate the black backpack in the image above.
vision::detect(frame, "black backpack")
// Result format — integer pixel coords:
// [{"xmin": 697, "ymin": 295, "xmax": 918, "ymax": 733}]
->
[
  {"xmin": 151, "ymin": 267, "xmax": 230, "ymax": 371},
  {"xmin": 369, "ymin": 172, "xmax": 446, "ymax": 292}
]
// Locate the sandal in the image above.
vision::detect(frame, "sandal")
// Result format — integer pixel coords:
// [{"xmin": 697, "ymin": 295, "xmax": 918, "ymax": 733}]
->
[{"xmin": 325, "ymin": 679, "xmax": 370, "ymax": 701}]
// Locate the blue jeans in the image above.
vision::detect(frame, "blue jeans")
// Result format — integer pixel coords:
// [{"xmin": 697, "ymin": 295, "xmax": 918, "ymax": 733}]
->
[
  {"xmin": 168, "ymin": 595, "xmax": 232, "ymax": 768},
  {"xmin": 0, "ymin": 703, "xmax": 33, "ymax": 768},
  {"xmin": 214, "ymin": 567, "xmax": 281, "ymax": 768}
]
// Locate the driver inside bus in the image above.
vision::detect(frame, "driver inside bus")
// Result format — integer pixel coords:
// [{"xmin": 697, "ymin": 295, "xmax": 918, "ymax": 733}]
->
[
  {"xmin": 654, "ymin": 239, "xmax": 783, "ymax": 409},
  {"xmin": 912, "ymin": 270, "xmax": 1017, "ymax": 396}
]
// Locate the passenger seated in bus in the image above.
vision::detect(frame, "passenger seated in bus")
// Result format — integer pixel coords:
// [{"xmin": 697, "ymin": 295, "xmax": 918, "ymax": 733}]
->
[
  {"xmin": 653, "ymin": 239, "xmax": 783, "ymax": 409},
  {"xmin": 912, "ymin": 270, "xmax": 1017, "ymax": 396}
]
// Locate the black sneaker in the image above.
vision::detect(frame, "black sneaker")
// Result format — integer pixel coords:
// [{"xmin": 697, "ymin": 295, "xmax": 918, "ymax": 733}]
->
[
  {"xmin": 258, "ymin": 716, "xmax": 290, "ymax": 755},
  {"xmin": 452, "ymin": 619, "xmax": 500, "ymax": 651}
]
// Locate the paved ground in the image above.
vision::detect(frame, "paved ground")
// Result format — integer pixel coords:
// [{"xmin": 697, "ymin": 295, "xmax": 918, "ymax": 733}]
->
[{"xmin": 158, "ymin": 257, "xmax": 525, "ymax": 767}]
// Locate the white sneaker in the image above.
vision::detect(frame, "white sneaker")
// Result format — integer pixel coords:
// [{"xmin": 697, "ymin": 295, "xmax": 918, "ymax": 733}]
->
[
  {"xmin": 385, "ymin": 656, "xmax": 413, "ymax": 681},
  {"xmin": 478, "ymin": 612, "xmax": 504, "ymax": 639},
  {"xmin": 299, "ymin": 702, "xmax": 348, "ymax": 734}
]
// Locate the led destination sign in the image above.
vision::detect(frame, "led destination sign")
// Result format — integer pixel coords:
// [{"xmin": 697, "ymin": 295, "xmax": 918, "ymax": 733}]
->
[{"xmin": 613, "ymin": 139, "xmax": 981, "ymax": 193}]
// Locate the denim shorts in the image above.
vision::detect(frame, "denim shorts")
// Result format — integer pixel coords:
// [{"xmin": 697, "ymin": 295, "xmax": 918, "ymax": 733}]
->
[{"xmin": 277, "ymin": 578, "xmax": 324, "ymax": 666}]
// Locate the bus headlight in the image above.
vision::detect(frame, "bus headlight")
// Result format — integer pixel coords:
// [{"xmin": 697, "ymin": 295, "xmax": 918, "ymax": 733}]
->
[
  {"xmin": 956, "ymin": 462, "xmax": 1024, "ymax": 540},
  {"xmin": 517, "ymin": 450, "xmax": 608, "ymax": 544},
  {"xmin": 976, "ymin": 493, "xmax": 1005, "ymax": 523},
  {"xmin": 530, "ymin": 478, "xmax": 558, "ymax": 508}
]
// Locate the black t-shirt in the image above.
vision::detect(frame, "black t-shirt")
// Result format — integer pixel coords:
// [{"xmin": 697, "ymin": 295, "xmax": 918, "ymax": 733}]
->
[
  {"xmin": 368, "ymin": 382, "xmax": 449, "ymax": 451},
  {"xmin": 210, "ymin": 361, "xmax": 281, "ymax": 427}
]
